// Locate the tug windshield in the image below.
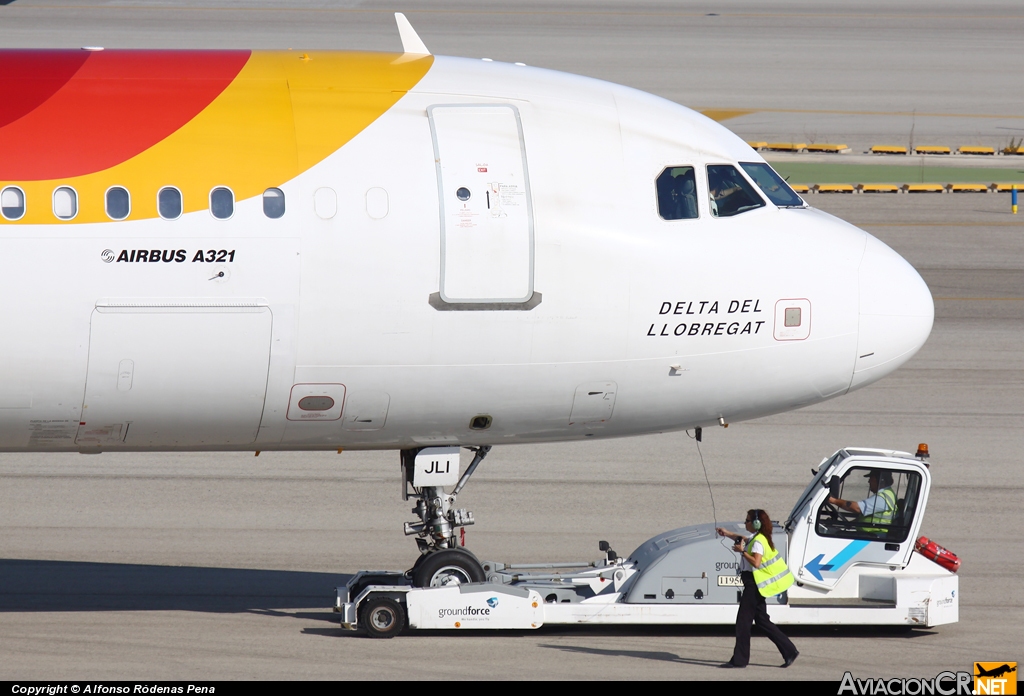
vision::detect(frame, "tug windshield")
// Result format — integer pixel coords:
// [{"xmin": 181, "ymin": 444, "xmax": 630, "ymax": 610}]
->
[
  {"xmin": 815, "ymin": 467, "xmax": 922, "ymax": 543},
  {"xmin": 786, "ymin": 450, "xmax": 845, "ymax": 530}
]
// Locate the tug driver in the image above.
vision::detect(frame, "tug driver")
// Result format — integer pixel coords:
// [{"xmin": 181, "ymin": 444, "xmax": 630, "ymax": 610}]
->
[{"xmin": 828, "ymin": 470, "xmax": 896, "ymax": 534}]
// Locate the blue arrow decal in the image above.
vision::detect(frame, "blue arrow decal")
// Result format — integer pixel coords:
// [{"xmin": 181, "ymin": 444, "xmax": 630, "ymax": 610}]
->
[
  {"xmin": 827, "ymin": 540, "xmax": 869, "ymax": 570},
  {"xmin": 803, "ymin": 540, "xmax": 870, "ymax": 581},
  {"xmin": 804, "ymin": 554, "xmax": 830, "ymax": 581}
]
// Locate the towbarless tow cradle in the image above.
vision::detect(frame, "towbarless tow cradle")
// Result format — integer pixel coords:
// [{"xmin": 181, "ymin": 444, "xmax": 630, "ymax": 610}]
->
[{"xmin": 336, "ymin": 446, "xmax": 959, "ymax": 637}]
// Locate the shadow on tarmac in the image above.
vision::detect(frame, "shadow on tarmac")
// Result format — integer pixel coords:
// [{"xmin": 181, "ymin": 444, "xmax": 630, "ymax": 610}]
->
[
  {"xmin": 0, "ymin": 558, "xmax": 353, "ymax": 614},
  {"xmin": 0, "ymin": 559, "xmax": 944, "ymax": 645},
  {"xmin": 319, "ymin": 623, "xmax": 938, "ymax": 641},
  {"xmin": 540, "ymin": 643, "xmax": 705, "ymax": 665}
]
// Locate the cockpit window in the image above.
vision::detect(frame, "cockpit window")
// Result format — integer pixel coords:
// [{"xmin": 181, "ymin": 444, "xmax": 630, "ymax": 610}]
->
[
  {"xmin": 656, "ymin": 166, "xmax": 698, "ymax": 220},
  {"xmin": 740, "ymin": 162, "xmax": 805, "ymax": 208},
  {"xmin": 707, "ymin": 164, "xmax": 765, "ymax": 217}
]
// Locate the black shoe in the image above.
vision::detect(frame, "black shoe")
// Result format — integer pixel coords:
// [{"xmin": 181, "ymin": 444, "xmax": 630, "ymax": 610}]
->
[
  {"xmin": 781, "ymin": 651, "xmax": 799, "ymax": 668},
  {"xmin": 720, "ymin": 661, "xmax": 746, "ymax": 668}
]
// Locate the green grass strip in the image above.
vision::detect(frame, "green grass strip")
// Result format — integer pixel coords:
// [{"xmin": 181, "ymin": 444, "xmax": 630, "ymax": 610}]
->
[{"xmin": 767, "ymin": 161, "xmax": 1024, "ymax": 185}]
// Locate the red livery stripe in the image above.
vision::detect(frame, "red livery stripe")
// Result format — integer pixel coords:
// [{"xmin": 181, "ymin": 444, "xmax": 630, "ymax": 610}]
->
[
  {"xmin": 0, "ymin": 49, "xmax": 250, "ymax": 180},
  {"xmin": 0, "ymin": 50, "xmax": 90, "ymax": 129}
]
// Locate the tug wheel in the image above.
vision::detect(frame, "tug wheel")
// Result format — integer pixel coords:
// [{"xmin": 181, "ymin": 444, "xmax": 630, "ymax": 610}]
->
[
  {"xmin": 360, "ymin": 596, "xmax": 406, "ymax": 639},
  {"xmin": 412, "ymin": 548, "xmax": 486, "ymax": 588}
]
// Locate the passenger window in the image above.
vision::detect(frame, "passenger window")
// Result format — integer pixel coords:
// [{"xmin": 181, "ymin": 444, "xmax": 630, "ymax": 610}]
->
[
  {"xmin": 706, "ymin": 164, "xmax": 765, "ymax": 218},
  {"xmin": 53, "ymin": 186, "xmax": 78, "ymax": 220},
  {"xmin": 210, "ymin": 187, "xmax": 234, "ymax": 220},
  {"xmin": 656, "ymin": 166, "xmax": 698, "ymax": 220},
  {"xmin": 740, "ymin": 162, "xmax": 804, "ymax": 208},
  {"xmin": 106, "ymin": 186, "xmax": 131, "ymax": 220},
  {"xmin": 158, "ymin": 187, "xmax": 182, "ymax": 220},
  {"xmin": 816, "ymin": 467, "xmax": 921, "ymax": 543},
  {"xmin": 1, "ymin": 186, "xmax": 26, "ymax": 220},
  {"xmin": 314, "ymin": 187, "xmax": 337, "ymax": 219},
  {"xmin": 263, "ymin": 188, "xmax": 285, "ymax": 219}
]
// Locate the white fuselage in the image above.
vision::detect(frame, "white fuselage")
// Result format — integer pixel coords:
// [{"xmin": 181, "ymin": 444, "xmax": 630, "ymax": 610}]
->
[{"xmin": 0, "ymin": 56, "xmax": 933, "ymax": 452}]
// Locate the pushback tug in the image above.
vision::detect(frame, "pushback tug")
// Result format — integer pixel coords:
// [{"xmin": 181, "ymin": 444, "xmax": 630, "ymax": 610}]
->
[{"xmin": 338, "ymin": 446, "xmax": 959, "ymax": 637}]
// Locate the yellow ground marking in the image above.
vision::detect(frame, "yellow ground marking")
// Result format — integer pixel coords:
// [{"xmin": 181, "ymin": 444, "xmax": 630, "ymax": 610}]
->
[
  {"xmin": 693, "ymin": 107, "xmax": 1024, "ymax": 121},
  {"xmin": 699, "ymin": 109, "xmax": 755, "ymax": 122},
  {"xmin": 859, "ymin": 222, "xmax": 1024, "ymax": 227}
]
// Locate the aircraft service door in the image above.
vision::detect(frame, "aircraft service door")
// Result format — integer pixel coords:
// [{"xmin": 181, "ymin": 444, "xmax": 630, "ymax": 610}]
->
[
  {"xmin": 428, "ymin": 104, "xmax": 535, "ymax": 306},
  {"xmin": 76, "ymin": 303, "xmax": 273, "ymax": 448}
]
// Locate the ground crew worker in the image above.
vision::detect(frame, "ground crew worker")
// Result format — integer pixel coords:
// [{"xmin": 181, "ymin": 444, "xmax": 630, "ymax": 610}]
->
[
  {"xmin": 716, "ymin": 509, "xmax": 798, "ymax": 668},
  {"xmin": 829, "ymin": 470, "xmax": 896, "ymax": 534}
]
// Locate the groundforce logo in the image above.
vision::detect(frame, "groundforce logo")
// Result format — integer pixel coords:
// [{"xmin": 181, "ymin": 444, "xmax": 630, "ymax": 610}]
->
[
  {"xmin": 838, "ymin": 672, "xmax": 972, "ymax": 695},
  {"xmin": 438, "ymin": 605, "xmax": 491, "ymax": 620}
]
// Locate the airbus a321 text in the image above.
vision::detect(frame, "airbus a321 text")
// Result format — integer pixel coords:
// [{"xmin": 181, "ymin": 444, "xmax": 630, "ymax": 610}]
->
[{"xmin": 0, "ymin": 15, "xmax": 933, "ymax": 579}]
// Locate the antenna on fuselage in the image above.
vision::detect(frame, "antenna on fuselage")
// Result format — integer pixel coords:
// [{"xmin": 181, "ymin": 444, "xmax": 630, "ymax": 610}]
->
[{"xmin": 395, "ymin": 12, "xmax": 431, "ymax": 55}]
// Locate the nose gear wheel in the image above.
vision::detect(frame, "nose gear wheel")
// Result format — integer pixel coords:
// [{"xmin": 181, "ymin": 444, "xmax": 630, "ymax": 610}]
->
[{"xmin": 412, "ymin": 548, "xmax": 486, "ymax": 588}]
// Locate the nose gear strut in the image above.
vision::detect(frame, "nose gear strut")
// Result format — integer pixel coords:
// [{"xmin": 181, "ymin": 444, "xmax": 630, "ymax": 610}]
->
[{"xmin": 400, "ymin": 445, "xmax": 491, "ymax": 555}]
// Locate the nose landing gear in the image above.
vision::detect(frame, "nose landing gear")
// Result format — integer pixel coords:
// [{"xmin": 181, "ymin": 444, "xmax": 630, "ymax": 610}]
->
[
  {"xmin": 412, "ymin": 547, "xmax": 487, "ymax": 587},
  {"xmin": 400, "ymin": 445, "xmax": 491, "ymax": 587}
]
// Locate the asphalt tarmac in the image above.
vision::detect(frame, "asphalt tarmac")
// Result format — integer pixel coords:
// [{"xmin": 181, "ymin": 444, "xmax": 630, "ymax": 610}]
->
[
  {"xmin": 3, "ymin": 0, "xmax": 1023, "ymax": 149},
  {"xmin": 1, "ymin": 0, "xmax": 1022, "ymax": 682}
]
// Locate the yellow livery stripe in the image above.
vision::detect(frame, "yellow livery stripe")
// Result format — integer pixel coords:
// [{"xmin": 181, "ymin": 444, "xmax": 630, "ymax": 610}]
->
[{"xmin": 1, "ymin": 51, "xmax": 434, "ymax": 224}]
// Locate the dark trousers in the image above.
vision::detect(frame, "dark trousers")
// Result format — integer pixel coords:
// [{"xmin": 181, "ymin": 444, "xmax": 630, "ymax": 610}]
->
[{"xmin": 730, "ymin": 571, "xmax": 797, "ymax": 666}]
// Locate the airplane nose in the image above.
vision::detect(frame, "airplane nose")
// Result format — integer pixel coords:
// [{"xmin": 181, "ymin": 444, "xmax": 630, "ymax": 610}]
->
[{"xmin": 850, "ymin": 234, "xmax": 934, "ymax": 390}]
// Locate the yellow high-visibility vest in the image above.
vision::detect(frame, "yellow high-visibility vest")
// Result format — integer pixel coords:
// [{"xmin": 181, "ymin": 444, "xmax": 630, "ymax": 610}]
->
[
  {"xmin": 746, "ymin": 533, "xmax": 795, "ymax": 597},
  {"xmin": 860, "ymin": 487, "xmax": 897, "ymax": 533}
]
